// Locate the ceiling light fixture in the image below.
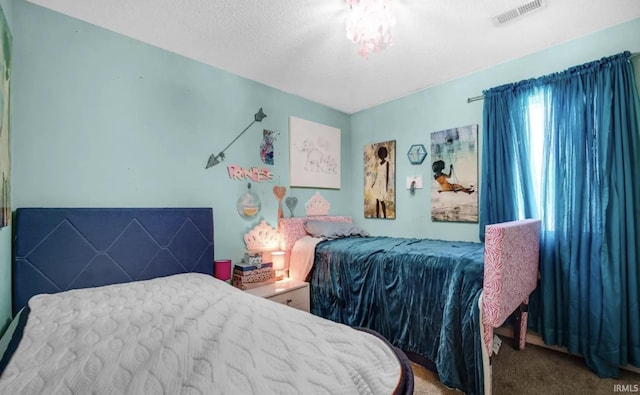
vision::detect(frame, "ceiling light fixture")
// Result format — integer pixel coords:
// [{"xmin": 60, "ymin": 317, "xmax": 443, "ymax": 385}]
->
[{"xmin": 345, "ymin": 0, "xmax": 395, "ymax": 59}]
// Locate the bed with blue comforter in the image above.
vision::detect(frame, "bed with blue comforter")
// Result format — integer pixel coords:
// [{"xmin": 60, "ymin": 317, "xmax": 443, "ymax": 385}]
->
[
  {"xmin": 279, "ymin": 215, "xmax": 542, "ymax": 395},
  {"xmin": 311, "ymin": 236, "xmax": 484, "ymax": 394}
]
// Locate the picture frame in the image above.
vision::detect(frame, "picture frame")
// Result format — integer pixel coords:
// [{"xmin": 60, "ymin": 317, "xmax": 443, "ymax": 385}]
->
[
  {"xmin": 364, "ymin": 140, "xmax": 396, "ymax": 219},
  {"xmin": 289, "ymin": 116, "xmax": 341, "ymax": 189},
  {"xmin": 430, "ymin": 124, "xmax": 478, "ymax": 223}
]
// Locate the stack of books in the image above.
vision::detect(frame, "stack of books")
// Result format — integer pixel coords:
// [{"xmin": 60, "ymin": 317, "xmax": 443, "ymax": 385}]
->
[{"xmin": 231, "ymin": 254, "xmax": 276, "ymax": 290}]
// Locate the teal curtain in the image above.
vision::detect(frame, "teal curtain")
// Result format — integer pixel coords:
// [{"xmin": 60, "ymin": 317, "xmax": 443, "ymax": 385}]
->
[{"xmin": 480, "ymin": 52, "xmax": 640, "ymax": 376}]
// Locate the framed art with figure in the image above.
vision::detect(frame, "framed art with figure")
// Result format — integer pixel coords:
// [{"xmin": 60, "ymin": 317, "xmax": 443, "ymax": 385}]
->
[
  {"xmin": 430, "ymin": 124, "xmax": 478, "ymax": 223},
  {"xmin": 364, "ymin": 140, "xmax": 396, "ymax": 219}
]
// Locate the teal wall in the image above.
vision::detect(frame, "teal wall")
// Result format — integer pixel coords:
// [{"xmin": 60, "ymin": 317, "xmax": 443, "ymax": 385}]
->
[
  {"xmin": 2, "ymin": 0, "xmax": 639, "ymax": 333},
  {"xmin": 350, "ymin": 17, "xmax": 640, "ymax": 242},
  {"xmin": 6, "ymin": 0, "xmax": 352, "ymax": 327},
  {"xmin": 0, "ymin": 0, "xmax": 11, "ymax": 336},
  {"xmin": 12, "ymin": 0, "xmax": 353, "ymax": 252}
]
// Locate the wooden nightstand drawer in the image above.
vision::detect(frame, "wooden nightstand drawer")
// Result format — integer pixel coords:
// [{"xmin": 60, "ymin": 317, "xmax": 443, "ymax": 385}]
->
[
  {"xmin": 267, "ymin": 286, "xmax": 309, "ymax": 311},
  {"xmin": 245, "ymin": 278, "xmax": 310, "ymax": 313}
]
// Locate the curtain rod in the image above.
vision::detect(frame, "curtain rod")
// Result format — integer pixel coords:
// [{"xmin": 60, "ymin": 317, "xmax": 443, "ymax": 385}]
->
[
  {"xmin": 467, "ymin": 95, "xmax": 484, "ymax": 103},
  {"xmin": 466, "ymin": 52, "xmax": 640, "ymax": 104}
]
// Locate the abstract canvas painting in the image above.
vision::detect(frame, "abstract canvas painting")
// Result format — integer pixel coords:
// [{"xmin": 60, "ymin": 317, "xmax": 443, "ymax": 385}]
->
[
  {"xmin": 430, "ymin": 125, "xmax": 478, "ymax": 222},
  {"xmin": 0, "ymin": 5, "xmax": 11, "ymax": 228},
  {"xmin": 364, "ymin": 140, "xmax": 395, "ymax": 219}
]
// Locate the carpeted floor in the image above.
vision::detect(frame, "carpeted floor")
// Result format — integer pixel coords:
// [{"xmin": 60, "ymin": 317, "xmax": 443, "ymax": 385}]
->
[
  {"xmin": 412, "ymin": 336, "xmax": 640, "ymax": 394},
  {"xmin": 412, "ymin": 362, "xmax": 459, "ymax": 394}
]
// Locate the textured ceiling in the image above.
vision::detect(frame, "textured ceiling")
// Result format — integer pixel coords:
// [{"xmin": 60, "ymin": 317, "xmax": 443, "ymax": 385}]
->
[{"xmin": 27, "ymin": 0, "xmax": 640, "ymax": 114}]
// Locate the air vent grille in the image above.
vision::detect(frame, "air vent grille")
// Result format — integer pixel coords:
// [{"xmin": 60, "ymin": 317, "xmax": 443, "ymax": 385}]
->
[{"xmin": 495, "ymin": 0, "xmax": 545, "ymax": 25}]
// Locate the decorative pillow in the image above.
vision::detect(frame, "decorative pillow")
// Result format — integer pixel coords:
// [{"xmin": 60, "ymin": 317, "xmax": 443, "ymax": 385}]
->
[{"xmin": 303, "ymin": 220, "xmax": 369, "ymax": 239}]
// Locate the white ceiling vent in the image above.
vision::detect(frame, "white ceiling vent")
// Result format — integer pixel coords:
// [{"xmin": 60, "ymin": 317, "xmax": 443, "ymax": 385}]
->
[{"xmin": 495, "ymin": 0, "xmax": 546, "ymax": 25}]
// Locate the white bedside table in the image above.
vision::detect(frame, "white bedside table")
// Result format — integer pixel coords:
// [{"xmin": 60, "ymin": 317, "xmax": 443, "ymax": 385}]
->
[{"xmin": 245, "ymin": 278, "xmax": 310, "ymax": 313}]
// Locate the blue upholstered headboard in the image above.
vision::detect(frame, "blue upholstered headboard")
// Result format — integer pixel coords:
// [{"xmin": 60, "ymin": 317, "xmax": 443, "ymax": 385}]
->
[{"xmin": 12, "ymin": 208, "xmax": 214, "ymax": 314}]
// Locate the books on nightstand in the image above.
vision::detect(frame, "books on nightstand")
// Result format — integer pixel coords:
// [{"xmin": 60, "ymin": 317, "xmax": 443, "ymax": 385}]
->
[{"xmin": 232, "ymin": 254, "xmax": 276, "ymax": 290}]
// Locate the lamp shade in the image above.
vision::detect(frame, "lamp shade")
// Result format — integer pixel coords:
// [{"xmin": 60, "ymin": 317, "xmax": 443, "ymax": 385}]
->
[
  {"xmin": 272, "ymin": 251, "xmax": 285, "ymax": 280},
  {"xmin": 272, "ymin": 251, "xmax": 285, "ymax": 270},
  {"xmin": 214, "ymin": 259, "xmax": 232, "ymax": 281}
]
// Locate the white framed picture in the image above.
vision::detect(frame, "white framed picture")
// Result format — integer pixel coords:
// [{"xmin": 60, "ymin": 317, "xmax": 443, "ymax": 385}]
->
[{"xmin": 289, "ymin": 116, "xmax": 341, "ymax": 189}]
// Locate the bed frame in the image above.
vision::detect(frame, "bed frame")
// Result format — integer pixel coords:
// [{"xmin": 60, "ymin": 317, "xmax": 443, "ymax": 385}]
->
[
  {"xmin": 12, "ymin": 208, "xmax": 214, "ymax": 314},
  {"xmin": 7, "ymin": 208, "xmax": 415, "ymax": 395},
  {"xmin": 278, "ymin": 215, "xmax": 541, "ymax": 393}
]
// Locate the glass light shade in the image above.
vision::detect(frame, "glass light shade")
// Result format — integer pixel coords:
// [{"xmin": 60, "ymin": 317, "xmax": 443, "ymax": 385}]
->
[
  {"xmin": 272, "ymin": 251, "xmax": 286, "ymax": 280},
  {"xmin": 345, "ymin": 0, "xmax": 395, "ymax": 59}
]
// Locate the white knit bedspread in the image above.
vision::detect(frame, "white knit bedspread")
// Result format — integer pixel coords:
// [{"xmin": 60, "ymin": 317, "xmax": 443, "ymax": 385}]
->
[{"xmin": 0, "ymin": 273, "xmax": 401, "ymax": 395}]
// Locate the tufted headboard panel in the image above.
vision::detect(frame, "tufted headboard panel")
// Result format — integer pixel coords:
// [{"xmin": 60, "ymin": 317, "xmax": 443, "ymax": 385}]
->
[{"xmin": 12, "ymin": 208, "xmax": 214, "ymax": 314}]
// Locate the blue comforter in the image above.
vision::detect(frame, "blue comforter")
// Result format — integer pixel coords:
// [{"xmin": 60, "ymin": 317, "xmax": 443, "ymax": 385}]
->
[{"xmin": 310, "ymin": 236, "xmax": 485, "ymax": 394}]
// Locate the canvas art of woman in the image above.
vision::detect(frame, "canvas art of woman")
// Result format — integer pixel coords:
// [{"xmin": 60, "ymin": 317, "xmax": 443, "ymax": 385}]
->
[
  {"xmin": 371, "ymin": 146, "xmax": 390, "ymax": 218},
  {"xmin": 430, "ymin": 125, "xmax": 478, "ymax": 223},
  {"xmin": 364, "ymin": 140, "xmax": 395, "ymax": 219}
]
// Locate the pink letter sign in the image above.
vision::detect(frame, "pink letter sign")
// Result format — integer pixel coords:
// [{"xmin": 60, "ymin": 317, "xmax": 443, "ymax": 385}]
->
[{"xmin": 227, "ymin": 165, "xmax": 273, "ymax": 182}]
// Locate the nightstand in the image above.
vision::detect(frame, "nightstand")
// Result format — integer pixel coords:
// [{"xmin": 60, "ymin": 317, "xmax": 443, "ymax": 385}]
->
[{"xmin": 245, "ymin": 278, "xmax": 310, "ymax": 313}]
